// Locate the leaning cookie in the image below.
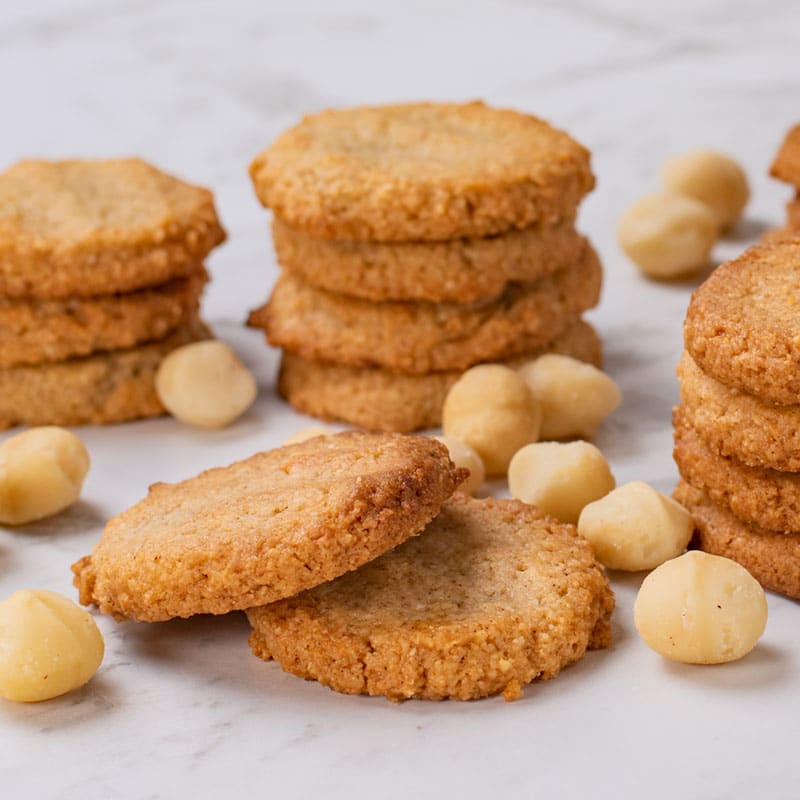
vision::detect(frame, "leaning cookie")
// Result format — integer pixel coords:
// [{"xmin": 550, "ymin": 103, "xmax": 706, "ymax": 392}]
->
[
  {"xmin": 247, "ymin": 494, "xmax": 613, "ymax": 702},
  {"xmin": 788, "ymin": 198, "xmax": 800, "ymax": 229},
  {"xmin": 770, "ymin": 125, "xmax": 800, "ymax": 188}
]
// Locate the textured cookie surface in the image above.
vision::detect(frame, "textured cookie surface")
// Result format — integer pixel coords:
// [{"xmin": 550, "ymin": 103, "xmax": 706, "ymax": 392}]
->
[
  {"xmin": 250, "ymin": 102, "xmax": 594, "ymax": 241},
  {"xmin": 0, "ymin": 159, "xmax": 225, "ymax": 298},
  {"xmin": 251, "ymin": 247, "xmax": 601, "ymax": 374},
  {"xmin": 770, "ymin": 125, "xmax": 800, "ymax": 187},
  {"xmin": 272, "ymin": 216, "xmax": 585, "ymax": 303},
  {"xmin": 279, "ymin": 319, "xmax": 601, "ymax": 432},
  {"xmin": 247, "ymin": 494, "xmax": 613, "ymax": 702},
  {"xmin": 684, "ymin": 240, "xmax": 800, "ymax": 405},
  {"xmin": 675, "ymin": 480, "xmax": 800, "ymax": 601},
  {"xmin": 73, "ymin": 433, "xmax": 463, "ymax": 622}
]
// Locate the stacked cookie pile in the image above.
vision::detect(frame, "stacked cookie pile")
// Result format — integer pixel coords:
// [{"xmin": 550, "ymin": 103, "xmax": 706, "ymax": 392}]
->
[
  {"xmin": 0, "ymin": 159, "xmax": 225, "ymax": 428},
  {"xmin": 247, "ymin": 102, "xmax": 603, "ymax": 432},
  {"xmin": 673, "ymin": 239, "xmax": 800, "ymax": 599},
  {"xmin": 770, "ymin": 124, "xmax": 800, "ymax": 235}
]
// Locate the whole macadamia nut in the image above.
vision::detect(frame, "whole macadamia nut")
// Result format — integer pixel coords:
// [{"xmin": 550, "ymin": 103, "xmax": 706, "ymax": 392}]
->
[{"xmin": 434, "ymin": 435, "xmax": 485, "ymax": 495}]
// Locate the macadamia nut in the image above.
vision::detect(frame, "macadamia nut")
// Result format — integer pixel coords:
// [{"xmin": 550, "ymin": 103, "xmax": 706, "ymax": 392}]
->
[
  {"xmin": 283, "ymin": 426, "xmax": 335, "ymax": 445},
  {"xmin": 618, "ymin": 192, "xmax": 717, "ymax": 279},
  {"xmin": 634, "ymin": 551, "xmax": 767, "ymax": 664},
  {"xmin": 442, "ymin": 364, "xmax": 541, "ymax": 475},
  {"xmin": 577, "ymin": 481, "xmax": 694, "ymax": 571},
  {"xmin": 0, "ymin": 589, "xmax": 104, "ymax": 702},
  {"xmin": 434, "ymin": 435, "xmax": 485, "ymax": 495},
  {"xmin": 0, "ymin": 427, "xmax": 90, "ymax": 525},
  {"xmin": 661, "ymin": 150, "xmax": 749, "ymax": 230},
  {"xmin": 508, "ymin": 441, "xmax": 615, "ymax": 524},
  {"xmin": 155, "ymin": 340, "xmax": 257, "ymax": 428},
  {"xmin": 518, "ymin": 354, "xmax": 621, "ymax": 440}
]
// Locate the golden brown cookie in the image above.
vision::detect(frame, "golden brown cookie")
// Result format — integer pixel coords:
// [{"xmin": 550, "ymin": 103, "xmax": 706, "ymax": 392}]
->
[
  {"xmin": 770, "ymin": 125, "xmax": 800, "ymax": 188},
  {"xmin": 673, "ymin": 408, "xmax": 800, "ymax": 533},
  {"xmin": 0, "ymin": 318, "xmax": 211, "ymax": 429},
  {"xmin": 684, "ymin": 240, "xmax": 800, "ymax": 405},
  {"xmin": 788, "ymin": 198, "xmax": 800, "ymax": 229},
  {"xmin": 271, "ymin": 216, "xmax": 586, "ymax": 303},
  {"xmin": 250, "ymin": 102, "xmax": 594, "ymax": 242},
  {"xmin": 677, "ymin": 351, "xmax": 800, "ymax": 472},
  {"xmin": 251, "ymin": 248, "xmax": 601, "ymax": 374},
  {"xmin": 73, "ymin": 432, "xmax": 464, "ymax": 622},
  {"xmin": 279, "ymin": 319, "xmax": 601, "ymax": 432},
  {"xmin": 675, "ymin": 480, "xmax": 800, "ymax": 601},
  {"xmin": 0, "ymin": 159, "xmax": 225, "ymax": 299},
  {"xmin": 247, "ymin": 494, "xmax": 613, "ymax": 702}
]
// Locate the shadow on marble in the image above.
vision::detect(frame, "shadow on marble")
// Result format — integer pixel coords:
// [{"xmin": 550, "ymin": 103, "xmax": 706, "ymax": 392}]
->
[
  {"xmin": 724, "ymin": 216, "xmax": 774, "ymax": 244},
  {"xmin": 5, "ymin": 500, "xmax": 107, "ymax": 539}
]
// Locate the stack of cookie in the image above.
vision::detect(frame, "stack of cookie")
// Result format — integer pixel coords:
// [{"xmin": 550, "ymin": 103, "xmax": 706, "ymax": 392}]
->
[
  {"xmin": 673, "ymin": 239, "xmax": 800, "ymax": 599},
  {"xmin": 0, "ymin": 158, "xmax": 225, "ymax": 428},
  {"xmin": 247, "ymin": 102, "xmax": 603, "ymax": 432},
  {"xmin": 770, "ymin": 124, "xmax": 800, "ymax": 236}
]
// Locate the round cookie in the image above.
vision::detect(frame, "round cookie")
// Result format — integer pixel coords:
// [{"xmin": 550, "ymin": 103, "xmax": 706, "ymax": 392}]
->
[
  {"xmin": 770, "ymin": 125, "xmax": 800, "ymax": 188},
  {"xmin": 246, "ymin": 494, "xmax": 614, "ymax": 702},
  {"xmin": 674, "ymin": 408, "xmax": 800, "ymax": 532},
  {"xmin": 251, "ymin": 249, "xmax": 601, "ymax": 374},
  {"xmin": 279, "ymin": 319, "xmax": 602, "ymax": 432},
  {"xmin": 675, "ymin": 480, "xmax": 800, "ymax": 601},
  {"xmin": 0, "ymin": 159, "xmax": 225, "ymax": 299},
  {"xmin": 73, "ymin": 433, "xmax": 464, "ymax": 622},
  {"xmin": 0, "ymin": 319, "xmax": 211, "ymax": 429},
  {"xmin": 677, "ymin": 351, "xmax": 800, "ymax": 472},
  {"xmin": 684, "ymin": 240, "xmax": 800, "ymax": 405},
  {"xmin": 249, "ymin": 101, "xmax": 594, "ymax": 242},
  {"xmin": 271, "ymin": 216, "xmax": 585, "ymax": 303}
]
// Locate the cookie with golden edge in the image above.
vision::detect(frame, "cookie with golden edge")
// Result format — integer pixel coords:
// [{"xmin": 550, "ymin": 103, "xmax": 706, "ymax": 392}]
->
[
  {"xmin": 279, "ymin": 319, "xmax": 601, "ymax": 432},
  {"xmin": 0, "ymin": 159, "xmax": 225, "ymax": 299},
  {"xmin": 251, "ymin": 248, "xmax": 601, "ymax": 374},
  {"xmin": 675, "ymin": 480, "xmax": 800, "ymax": 601},
  {"xmin": 770, "ymin": 125, "xmax": 800, "ymax": 188},
  {"xmin": 0, "ymin": 318, "xmax": 211, "ymax": 429},
  {"xmin": 271, "ymin": 216, "xmax": 585, "ymax": 303},
  {"xmin": 247, "ymin": 494, "xmax": 614, "ymax": 702},
  {"xmin": 73, "ymin": 433, "xmax": 465, "ymax": 622},
  {"xmin": 788, "ymin": 198, "xmax": 800, "ymax": 229},
  {"xmin": 250, "ymin": 101, "xmax": 594, "ymax": 242}
]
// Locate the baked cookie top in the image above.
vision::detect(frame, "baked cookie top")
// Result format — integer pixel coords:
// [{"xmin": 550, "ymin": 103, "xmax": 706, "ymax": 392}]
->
[
  {"xmin": 72, "ymin": 432, "xmax": 463, "ymax": 622},
  {"xmin": 250, "ymin": 102, "xmax": 594, "ymax": 241},
  {"xmin": 770, "ymin": 124, "xmax": 800, "ymax": 187},
  {"xmin": 0, "ymin": 159, "xmax": 225, "ymax": 298},
  {"xmin": 247, "ymin": 494, "xmax": 613, "ymax": 701},
  {"xmin": 684, "ymin": 240, "xmax": 800, "ymax": 404}
]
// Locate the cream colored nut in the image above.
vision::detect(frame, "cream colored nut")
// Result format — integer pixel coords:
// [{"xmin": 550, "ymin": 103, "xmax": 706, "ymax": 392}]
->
[
  {"xmin": 155, "ymin": 340, "xmax": 257, "ymax": 428},
  {"xmin": 577, "ymin": 481, "xmax": 694, "ymax": 571},
  {"xmin": 618, "ymin": 192, "xmax": 717, "ymax": 279},
  {"xmin": 0, "ymin": 427, "xmax": 90, "ymax": 525},
  {"xmin": 518, "ymin": 354, "xmax": 622, "ymax": 441},
  {"xmin": 661, "ymin": 150, "xmax": 749, "ymax": 230},
  {"xmin": 634, "ymin": 551, "xmax": 767, "ymax": 664},
  {"xmin": 434, "ymin": 435, "xmax": 485, "ymax": 495},
  {"xmin": 0, "ymin": 589, "xmax": 104, "ymax": 702},
  {"xmin": 442, "ymin": 364, "xmax": 541, "ymax": 475},
  {"xmin": 283, "ymin": 426, "xmax": 336, "ymax": 445},
  {"xmin": 508, "ymin": 441, "xmax": 615, "ymax": 524}
]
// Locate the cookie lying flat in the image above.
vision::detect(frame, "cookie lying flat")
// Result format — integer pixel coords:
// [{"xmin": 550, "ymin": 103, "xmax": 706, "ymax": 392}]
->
[
  {"xmin": 677, "ymin": 351, "xmax": 800, "ymax": 472},
  {"xmin": 73, "ymin": 433, "xmax": 464, "ymax": 622},
  {"xmin": 251, "ymin": 248, "xmax": 601, "ymax": 374},
  {"xmin": 279, "ymin": 319, "xmax": 601, "ymax": 432},
  {"xmin": 0, "ymin": 319, "xmax": 211, "ymax": 429},
  {"xmin": 770, "ymin": 125, "xmax": 800, "ymax": 188},
  {"xmin": 271, "ymin": 216, "xmax": 585, "ymax": 303},
  {"xmin": 250, "ymin": 101, "xmax": 594, "ymax": 242},
  {"xmin": 247, "ymin": 494, "xmax": 613, "ymax": 702},
  {"xmin": 0, "ymin": 159, "xmax": 225, "ymax": 299},
  {"xmin": 675, "ymin": 480, "xmax": 800, "ymax": 601}
]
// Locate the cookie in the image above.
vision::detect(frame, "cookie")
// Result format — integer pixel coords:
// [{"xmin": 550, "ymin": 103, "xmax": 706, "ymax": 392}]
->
[
  {"xmin": 73, "ymin": 432, "xmax": 464, "ymax": 622},
  {"xmin": 684, "ymin": 240, "xmax": 800, "ymax": 405},
  {"xmin": 0, "ymin": 318, "xmax": 211, "ymax": 429},
  {"xmin": 278, "ymin": 319, "xmax": 601, "ymax": 432},
  {"xmin": 759, "ymin": 226, "xmax": 798, "ymax": 244},
  {"xmin": 788, "ymin": 198, "xmax": 800, "ymax": 229},
  {"xmin": 250, "ymin": 102, "xmax": 594, "ymax": 242},
  {"xmin": 673, "ymin": 408, "xmax": 800, "ymax": 533},
  {"xmin": 770, "ymin": 124, "xmax": 800, "ymax": 188},
  {"xmin": 677, "ymin": 351, "xmax": 800, "ymax": 472},
  {"xmin": 0, "ymin": 270, "xmax": 206, "ymax": 367},
  {"xmin": 251, "ymin": 248, "xmax": 601, "ymax": 374},
  {"xmin": 0, "ymin": 159, "xmax": 225, "ymax": 299},
  {"xmin": 247, "ymin": 494, "xmax": 613, "ymax": 702},
  {"xmin": 271, "ymin": 216, "xmax": 586, "ymax": 303},
  {"xmin": 675, "ymin": 480, "xmax": 800, "ymax": 601}
]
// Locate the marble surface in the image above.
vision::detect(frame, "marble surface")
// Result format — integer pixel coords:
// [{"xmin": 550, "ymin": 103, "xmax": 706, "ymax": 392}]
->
[{"xmin": 2, "ymin": 1, "xmax": 800, "ymax": 797}]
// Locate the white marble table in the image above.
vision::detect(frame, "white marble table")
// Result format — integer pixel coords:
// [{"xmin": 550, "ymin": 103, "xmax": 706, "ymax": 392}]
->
[{"xmin": 2, "ymin": 1, "xmax": 799, "ymax": 797}]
